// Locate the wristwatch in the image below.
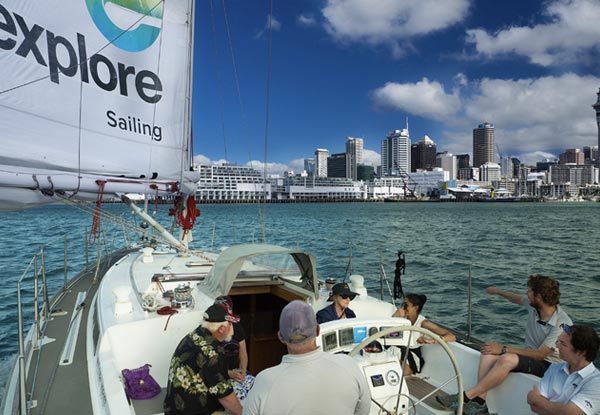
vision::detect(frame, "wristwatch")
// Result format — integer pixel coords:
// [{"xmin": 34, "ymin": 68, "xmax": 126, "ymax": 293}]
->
[{"xmin": 500, "ymin": 345, "xmax": 507, "ymax": 355}]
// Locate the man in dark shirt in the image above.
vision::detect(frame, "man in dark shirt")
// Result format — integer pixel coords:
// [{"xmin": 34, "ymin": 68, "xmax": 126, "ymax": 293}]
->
[{"xmin": 164, "ymin": 304, "xmax": 243, "ymax": 415}]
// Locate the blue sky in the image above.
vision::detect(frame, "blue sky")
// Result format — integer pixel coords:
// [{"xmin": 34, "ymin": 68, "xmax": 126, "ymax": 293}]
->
[{"xmin": 191, "ymin": 0, "xmax": 600, "ymax": 175}]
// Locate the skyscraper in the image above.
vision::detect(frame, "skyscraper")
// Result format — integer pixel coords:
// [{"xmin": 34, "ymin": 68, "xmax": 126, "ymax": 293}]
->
[
  {"xmin": 410, "ymin": 135, "xmax": 437, "ymax": 171},
  {"xmin": 500, "ymin": 157, "xmax": 513, "ymax": 178},
  {"xmin": 345, "ymin": 136, "xmax": 363, "ymax": 180},
  {"xmin": 559, "ymin": 149, "xmax": 584, "ymax": 165},
  {"xmin": 593, "ymin": 88, "xmax": 600, "ymax": 167},
  {"xmin": 381, "ymin": 128, "xmax": 410, "ymax": 176},
  {"xmin": 314, "ymin": 149, "xmax": 329, "ymax": 177},
  {"xmin": 473, "ymin": 122, "xmax": 495, "ymax": 168},
  {"xmin": 456, "ymin": 154, "xmax": 470, "ymax": 169},
  {"xmin": 327, "ymin": 153, "xmax": 346, "ymax": 178},
  {"xmin": 436, "ymin": 152, "xmax": 457, "ymax": 180},
  {"xmin": 303, "ymin": 158, "xmax": 315, "ymax": 176}
]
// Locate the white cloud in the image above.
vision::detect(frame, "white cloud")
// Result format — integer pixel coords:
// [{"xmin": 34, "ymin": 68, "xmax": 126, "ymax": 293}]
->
[
  {"xmin": 463, "ymin": 73, "xmax": 600, "ymax": 154},
  {"xmin": 371, "ymin": 78, "xmax": 461, "ymax": 120},
  {"xmin": 454, "ymin": 72, "xmax": 468, "ymax": 87},
  {"xmin": 193, "ymin": 155, "xmax": 227, "ymax": 165},
  {"xmin": 297, "ymin": 14, "xmax": 316, "ymax": 27},
  {"xmin": 288, "ymin": 158, "xmax": 306, "ymax": 172},
  {"xmin": 466, "ymin": 0, "xmax": 600, "ymax": 66},
  {"xmin": 371, "ymin": 72, "xmax": 599, "ymax": 164},
  {"xmin": 362, "ymin": 149, "xmax": 380, "ymax": 166},
  {"xmin": 322, "ymin": 0, "xmax": 470, "ymax": 56}
]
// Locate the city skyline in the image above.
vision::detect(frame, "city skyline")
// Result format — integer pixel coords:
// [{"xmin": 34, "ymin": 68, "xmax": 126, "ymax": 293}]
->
[{"xmin": 191, "ymin": 0, "xmax": 600, "ymax": 175}]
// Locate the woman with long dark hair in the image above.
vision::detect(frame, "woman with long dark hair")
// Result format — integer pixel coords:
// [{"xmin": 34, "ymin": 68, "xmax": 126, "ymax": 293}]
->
[{"xmin": 392, "ymin": 293, "xmax": 456, "ymax": 375}]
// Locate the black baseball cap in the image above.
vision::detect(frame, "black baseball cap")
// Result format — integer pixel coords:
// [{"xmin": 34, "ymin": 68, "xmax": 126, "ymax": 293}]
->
[{"xmin": 203, "ymin": 304, "xmax": 240, "ymax": 323}]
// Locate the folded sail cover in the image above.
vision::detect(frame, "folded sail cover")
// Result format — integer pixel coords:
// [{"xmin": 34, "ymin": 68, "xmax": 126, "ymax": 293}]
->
[{"xmin": 0, "ymin": 0, "xmax": 195, "ymax": 208}]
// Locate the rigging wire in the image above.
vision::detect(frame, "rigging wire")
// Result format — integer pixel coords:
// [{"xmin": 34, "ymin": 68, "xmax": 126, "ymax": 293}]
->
[
  {"xmin": 260, "ymin": 0, "xmax": 274, "ymax": 243},
  {"xmin": 145, "ymin": 1, "xmax": 168, "ymax": 192},
  {"xmin": 220, "ymin": 0, "xmax": 268, "ymax": 239},
  {"xmin": 221, "ymin": 0, "xmax": 252, "ymax": 164},
  {"xmin": 49, "ymin": 195, "xmax": 174, "ymax": 247},
  {"xmin": 209, "ymin": 0, "xmax": 229, "ymax": 164}
]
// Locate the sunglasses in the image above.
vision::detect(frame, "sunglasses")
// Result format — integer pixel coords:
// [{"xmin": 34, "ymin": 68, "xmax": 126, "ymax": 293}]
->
[
  {"xmin": 560, "ymin": 323, "xmax": 571, "ymax": 334},
  {"xmin": 339, "ymin": 294, "xmax": 356, "ymax": 300}
]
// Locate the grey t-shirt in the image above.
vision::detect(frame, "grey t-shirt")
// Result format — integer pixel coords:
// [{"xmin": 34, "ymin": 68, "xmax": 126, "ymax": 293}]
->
[{"xmin": 523, "ymin": 299, "xmax": 572, "ymax": 363}]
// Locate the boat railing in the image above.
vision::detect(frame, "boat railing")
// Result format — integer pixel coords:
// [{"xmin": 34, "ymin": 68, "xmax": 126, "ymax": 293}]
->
[{"xmin": 14, "ymin": 227, "xmax": 121, "ymax": 415}]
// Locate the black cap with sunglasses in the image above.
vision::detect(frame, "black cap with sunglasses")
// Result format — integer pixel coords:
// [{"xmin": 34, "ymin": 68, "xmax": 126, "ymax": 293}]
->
[{"xmin": 327, "ymin": 283, "xmax": 359, "ymax": 301}]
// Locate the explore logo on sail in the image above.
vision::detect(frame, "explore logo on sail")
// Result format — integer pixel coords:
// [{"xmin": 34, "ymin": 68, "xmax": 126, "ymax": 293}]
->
[
  {"xmin": 0, "ymin": 2, "xmax": 163, "ymax": 104},
  {"xmin": 85, "ymin": 0, "xmax": 163, "ymax": 53}
]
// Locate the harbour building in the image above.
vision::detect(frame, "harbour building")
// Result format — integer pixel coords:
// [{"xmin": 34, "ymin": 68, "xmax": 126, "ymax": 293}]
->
[
  {"xmin": 195, "ymin": 164, "xmax": 270, "ymax": 201},
  {"xmin": 346, "ymin": 136, "xmax": 363, "ymax": 180},
  {"xmin": 473, "ymin": 122, "xmax": 495, "ymax": 168},
  {"xmin": 410, "ymin": 135, "xmax": 437, "ymax": 171},
  {"xmin": 270, "ymin": 175, "xmax": 363, "ymax": 201},
  {"xmin": 315, "ymin": 149, "xmax": 329, "ymax": 177},
  {"xmin": 381, "ymin": 128, "xmax": 410, "ymax": 176}
]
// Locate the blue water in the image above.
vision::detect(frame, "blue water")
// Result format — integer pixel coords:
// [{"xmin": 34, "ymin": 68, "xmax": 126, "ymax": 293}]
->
[{"xmin": 1, "ymin": 202, "xmax": 600, "ymax": 390}]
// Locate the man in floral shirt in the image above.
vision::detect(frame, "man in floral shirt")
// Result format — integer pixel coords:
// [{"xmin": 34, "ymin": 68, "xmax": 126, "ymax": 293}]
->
[{"xmin": 164, "ymin": 304, "xmax": 243, "ymax": 415}]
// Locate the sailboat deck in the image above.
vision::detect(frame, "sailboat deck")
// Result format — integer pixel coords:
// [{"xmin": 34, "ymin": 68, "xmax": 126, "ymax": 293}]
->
[
  {"xmin": 24, "ymin": 249, "xmax": 132, "ymax": 415},
  {"xmin": 405, "ymin": 376, "xmax": 451, "ymax": 412}
]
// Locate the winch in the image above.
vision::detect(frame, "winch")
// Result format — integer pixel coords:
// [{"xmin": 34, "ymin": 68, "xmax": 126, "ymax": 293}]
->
[{"xmin": 170, "ymin": 284, "xmax": 194, "ymax": 309}]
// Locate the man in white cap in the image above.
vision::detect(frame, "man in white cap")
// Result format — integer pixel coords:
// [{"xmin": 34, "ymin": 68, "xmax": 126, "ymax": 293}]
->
[
  {"xmin": 243, "ymin": 300, "xmax": 371, "ymax": 415},
  {"xmin": 164, "ymin": 304, "xmax": 243, "ymax": 415}
]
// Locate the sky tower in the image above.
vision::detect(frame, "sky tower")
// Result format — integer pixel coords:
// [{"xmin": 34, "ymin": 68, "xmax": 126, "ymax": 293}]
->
[{"xmin": 593, "ymin": 88, "xmax": 600, "ymax": 167}]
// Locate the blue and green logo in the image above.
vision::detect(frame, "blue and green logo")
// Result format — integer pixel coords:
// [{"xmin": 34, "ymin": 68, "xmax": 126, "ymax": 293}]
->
[{"xmin": 85, "ymin": 0, "xmax": 163, "ymax": 52}]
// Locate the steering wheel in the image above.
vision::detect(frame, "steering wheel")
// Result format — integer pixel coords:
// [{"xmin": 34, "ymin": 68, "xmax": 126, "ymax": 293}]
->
[{"xmin": 349, "ymin": 326, "xmax": 463, "ymax": 415}]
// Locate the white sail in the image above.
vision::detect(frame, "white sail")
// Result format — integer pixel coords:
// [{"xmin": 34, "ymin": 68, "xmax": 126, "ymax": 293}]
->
[{"xmin": 0, "ymin": 0, "xmax": 197, "ymax": 209}]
